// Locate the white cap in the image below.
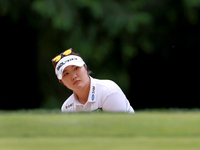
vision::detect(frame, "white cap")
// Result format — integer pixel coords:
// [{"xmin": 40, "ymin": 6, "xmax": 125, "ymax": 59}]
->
[{"xmin": 55, "ymin": 55, "xmax": 85, "ymax": 80}]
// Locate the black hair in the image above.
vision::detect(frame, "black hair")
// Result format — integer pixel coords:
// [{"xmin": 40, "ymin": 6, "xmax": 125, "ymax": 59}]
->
[{"xmin": 84, "ymin": 64, "xmax": 93, "ymax": 76}]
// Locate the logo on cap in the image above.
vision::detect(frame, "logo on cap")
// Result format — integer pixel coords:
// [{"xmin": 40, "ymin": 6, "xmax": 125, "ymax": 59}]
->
[{"xmin": 57, "ymin": 58, "xmax": 78, "ymax": 71}]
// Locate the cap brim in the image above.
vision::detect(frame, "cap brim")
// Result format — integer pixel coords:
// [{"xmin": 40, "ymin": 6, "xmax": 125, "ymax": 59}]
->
[{"xmin": 57, "ymin": 62, "xmax": 85, "ymax": 80}]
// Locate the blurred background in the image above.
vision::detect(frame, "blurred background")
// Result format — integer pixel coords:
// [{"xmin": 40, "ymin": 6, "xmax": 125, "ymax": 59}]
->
[{"xmin": 0, "ymin": 0, "xmax": 199, "ymax": 110}]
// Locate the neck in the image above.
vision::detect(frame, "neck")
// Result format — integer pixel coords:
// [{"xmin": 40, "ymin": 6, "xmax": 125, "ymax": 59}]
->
[{"xmin": 74, "ymin": 77, "xmax": 91, "ymax": 104}]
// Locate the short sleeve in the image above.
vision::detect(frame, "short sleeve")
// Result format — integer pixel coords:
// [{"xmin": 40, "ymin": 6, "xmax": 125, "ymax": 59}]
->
[{"xmin": 102, "ymin": 92, "xmax": 129, "ymax": 112}]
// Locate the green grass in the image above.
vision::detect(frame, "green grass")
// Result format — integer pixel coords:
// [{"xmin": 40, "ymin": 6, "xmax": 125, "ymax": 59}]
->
[{"xmin": 0, "ymin": 110, "xmax": 200, "ymax": 150}]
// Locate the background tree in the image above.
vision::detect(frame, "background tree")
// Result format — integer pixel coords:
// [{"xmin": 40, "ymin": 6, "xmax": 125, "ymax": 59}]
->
[{"xmin": 0, "ymin": 0, "xmax": 199, "ymax": 109}]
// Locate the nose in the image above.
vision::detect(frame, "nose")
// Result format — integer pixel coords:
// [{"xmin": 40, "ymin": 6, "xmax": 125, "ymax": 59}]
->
[{"xmin": 71, "ymin": 72, "xmax": 77, "ymax": 81}]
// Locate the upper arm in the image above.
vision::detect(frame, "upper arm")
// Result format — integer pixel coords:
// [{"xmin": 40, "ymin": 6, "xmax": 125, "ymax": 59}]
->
[{"xmin": 102, "ymin": 92, "xmax": 127, "ymax": 112}]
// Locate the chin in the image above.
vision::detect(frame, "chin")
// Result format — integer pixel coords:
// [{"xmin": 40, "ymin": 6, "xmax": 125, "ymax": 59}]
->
[{"xmin": 73, "ymin": 83, "xmax": 84, "ymax": 90}]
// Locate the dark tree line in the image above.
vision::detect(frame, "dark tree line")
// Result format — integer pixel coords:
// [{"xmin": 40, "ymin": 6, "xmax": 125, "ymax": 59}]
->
[{"xmin": 0, "ymin": 0, "xmax": 199, "ymax": 110}]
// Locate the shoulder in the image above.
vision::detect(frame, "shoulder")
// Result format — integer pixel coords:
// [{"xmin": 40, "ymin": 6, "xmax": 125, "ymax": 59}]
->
[
  {"xmin": 61, "ymin": 94, "xmax": 74, "ymax": 112},
  {"xmin": 94, "ymin": 78, "xmax": 122, "ymax": 93},
  {"xmin": 93, "ymin": 77, "xmax": 126, "ymax": 96}
]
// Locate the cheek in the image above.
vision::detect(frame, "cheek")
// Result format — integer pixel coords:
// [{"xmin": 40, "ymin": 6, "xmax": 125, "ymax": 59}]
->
[
  {"xmin": 61, "ymin": 77, "xmax": 71, "ymax": 88},
  {"xmin": 79, "ymin": 68, "xmax": 90, "ymax": 84},
  {"xmin": 78, "ymin": 67, "xmax": 88, "ymax": 78}
]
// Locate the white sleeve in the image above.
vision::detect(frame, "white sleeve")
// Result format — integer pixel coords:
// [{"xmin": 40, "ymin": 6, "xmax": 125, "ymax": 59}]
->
[{"xmin": 102, "ymin": 92, "xmax": 133, "ymax": 112}]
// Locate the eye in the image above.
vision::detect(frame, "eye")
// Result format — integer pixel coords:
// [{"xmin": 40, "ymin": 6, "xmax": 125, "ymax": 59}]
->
[
  {"xmin": 74, "ymin": 67, "xmax": 79, "ymax": 71},
  {"xmin": 64, "ymin": 72, "xmax": 69, "ymax": 76}
]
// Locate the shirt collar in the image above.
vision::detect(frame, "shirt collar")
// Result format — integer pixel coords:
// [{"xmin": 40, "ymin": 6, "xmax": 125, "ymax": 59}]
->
[{"xmin": 73, "ymin": 76, "xmax": 96, "ymax": 106}]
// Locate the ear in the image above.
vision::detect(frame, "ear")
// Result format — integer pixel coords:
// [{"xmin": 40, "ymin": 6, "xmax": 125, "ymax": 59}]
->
[
  {"xmin": 84, "ymin": 64, "xmax": 92, "ymax": 76},
  {"xmin": 59, "ymin": 79, "xmax": 63, "ymax": 84}
]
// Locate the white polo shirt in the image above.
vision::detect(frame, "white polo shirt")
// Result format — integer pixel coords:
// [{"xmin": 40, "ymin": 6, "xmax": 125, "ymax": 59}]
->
[{"xmin": 61, "ymin": 76, "xmax": 135, "ymax": 113}]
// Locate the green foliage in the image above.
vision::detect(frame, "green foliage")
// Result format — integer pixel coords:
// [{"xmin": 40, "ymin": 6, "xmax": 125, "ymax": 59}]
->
[
  {"xmin": 32, "ymin": 0, "xmax": 74, "ymax": 30},
  {"xmin": 30, "ymin": 0, "xmax": 156, "ymax": 103},
  {"xmin": 1, "ymin": 0, "xmax": 200, "ymax": 107},
  {"xmin": 184, "ymin": 0, "xmax": 200, "ymax": 24}
]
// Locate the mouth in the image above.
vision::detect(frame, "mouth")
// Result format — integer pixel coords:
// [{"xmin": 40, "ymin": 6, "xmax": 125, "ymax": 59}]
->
[{"xmin": 73, "ymin": 80, "xmax": 80, "ymax": 85}]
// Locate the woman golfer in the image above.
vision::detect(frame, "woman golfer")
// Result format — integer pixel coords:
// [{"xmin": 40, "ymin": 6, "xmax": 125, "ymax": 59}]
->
[{"xmin": 52, "ymin": 48, "xmax": 134, "ymax": 113}]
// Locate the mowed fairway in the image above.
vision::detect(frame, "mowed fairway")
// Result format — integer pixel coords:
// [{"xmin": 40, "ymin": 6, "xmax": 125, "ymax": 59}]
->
[{"xmin": 0, "ymin": 110, "xmax": 200, "ymax": 150}]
